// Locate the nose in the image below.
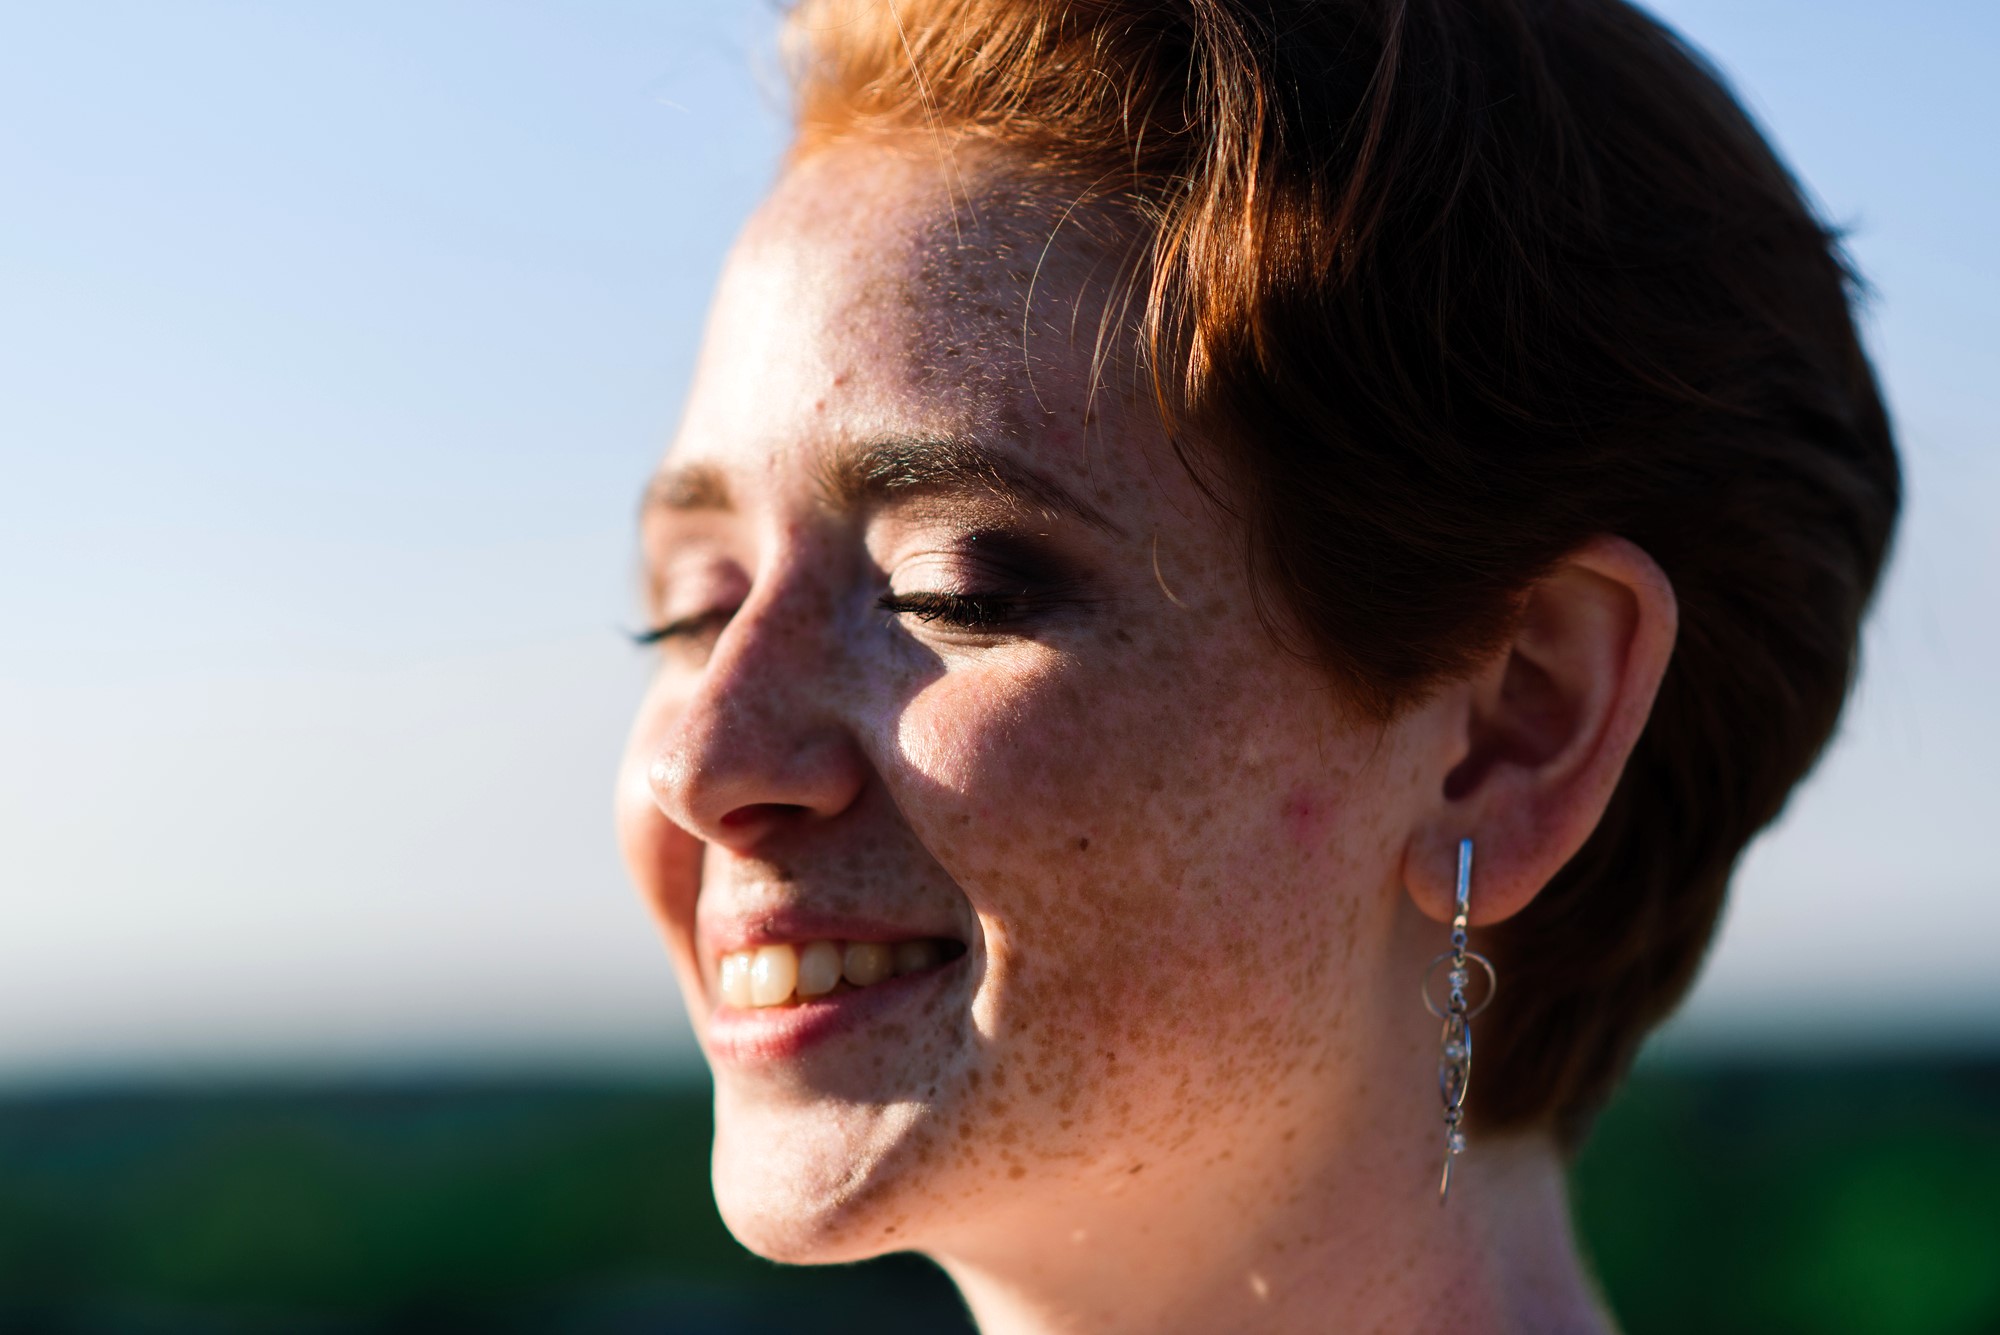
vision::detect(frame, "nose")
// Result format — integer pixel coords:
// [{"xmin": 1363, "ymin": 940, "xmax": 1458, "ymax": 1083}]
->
[{"xmin": 644, "ymin": 574, "xmax": 870, "ymax": 854}]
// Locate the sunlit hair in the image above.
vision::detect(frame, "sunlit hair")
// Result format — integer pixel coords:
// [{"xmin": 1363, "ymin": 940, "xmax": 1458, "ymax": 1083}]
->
[{"xmin": 781, "ymin": 0, "xmax": 1900, "ymax": 1143}]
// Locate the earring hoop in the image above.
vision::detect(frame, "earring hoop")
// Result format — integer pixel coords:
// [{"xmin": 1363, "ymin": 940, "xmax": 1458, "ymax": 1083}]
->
[{"xmin": 1425, "ymin": 837, "xmax": 1497, "ymax": 1204}]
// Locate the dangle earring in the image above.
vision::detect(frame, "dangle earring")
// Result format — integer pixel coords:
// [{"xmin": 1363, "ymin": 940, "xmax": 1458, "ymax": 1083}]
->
[{"xmin": 1423, "ymin": 837, "xmax": 1497, "ymax": 1204}]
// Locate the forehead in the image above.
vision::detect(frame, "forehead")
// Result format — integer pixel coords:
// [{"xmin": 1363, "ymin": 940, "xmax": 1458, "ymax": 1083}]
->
[
  {"xmin": 751, "ymin": 141, "xmax": 1123, "ymax": 334},
  {"xmin": 674, "ymin": 142, "xmax": 1137, "ymax": 476}
]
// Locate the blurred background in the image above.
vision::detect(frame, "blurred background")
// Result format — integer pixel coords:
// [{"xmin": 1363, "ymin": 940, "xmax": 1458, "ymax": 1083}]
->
[{"xmin": 1, "ymin": 1, "xmax": 1994, "ymax": 1331}]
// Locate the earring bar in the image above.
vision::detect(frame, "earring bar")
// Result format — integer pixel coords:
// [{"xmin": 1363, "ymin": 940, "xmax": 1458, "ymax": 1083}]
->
[{"xmin": 1429, "ymin": 836, "xmax": 1496, "ymax": 1204}]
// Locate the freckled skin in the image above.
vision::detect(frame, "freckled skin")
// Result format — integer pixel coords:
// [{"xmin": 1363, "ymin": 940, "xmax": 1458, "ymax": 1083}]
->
[{"xmin": 616, "ymin": 144, "xmax": 1619, "ymax": 1335}]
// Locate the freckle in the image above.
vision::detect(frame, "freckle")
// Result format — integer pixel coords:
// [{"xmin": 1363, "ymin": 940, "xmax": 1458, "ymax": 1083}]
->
[{"xmin": 1008, "ymin": 1164, "xmax": 1027, "ymax": 1179}]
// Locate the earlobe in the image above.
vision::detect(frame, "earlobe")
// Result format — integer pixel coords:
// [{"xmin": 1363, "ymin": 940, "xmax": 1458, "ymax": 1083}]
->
[{"xmin": 1405, "ymin": 535, "xmax": 1677, "ymax": 927}]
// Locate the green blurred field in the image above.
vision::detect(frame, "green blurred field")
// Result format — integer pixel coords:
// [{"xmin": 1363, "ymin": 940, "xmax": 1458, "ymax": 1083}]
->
[{"xmin": 1, "ymin": 1059, "xmax": 1993, "ymax": 1333}]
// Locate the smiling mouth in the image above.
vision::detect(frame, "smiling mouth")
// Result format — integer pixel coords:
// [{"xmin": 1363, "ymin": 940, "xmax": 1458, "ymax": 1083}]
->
[{"xmin": 717, "ymin": 937, "xmax": 967, "ymax": 1009}]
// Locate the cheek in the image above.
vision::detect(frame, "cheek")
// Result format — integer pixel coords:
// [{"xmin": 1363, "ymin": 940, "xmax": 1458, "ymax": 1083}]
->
[
  {"xmin": 883, "ymin": 657, "xmax": 1375, "ymax": 1161},
  {"xmin": 894, "ymin": 652, "xmax": 1355, "ymax": 891},
  {"xmin": 1283, "ymin": 784, "xmax": 1339, "ymax": 849},
  {"xmin": 615, "ymin": 692, "xmax": 704, "ymax": 981}
]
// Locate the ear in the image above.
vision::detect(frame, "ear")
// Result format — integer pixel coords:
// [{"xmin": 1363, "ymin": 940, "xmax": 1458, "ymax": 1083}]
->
[{"xmin": 1402, "ymin": 535, "xmax": 1677, "ymax": 927}]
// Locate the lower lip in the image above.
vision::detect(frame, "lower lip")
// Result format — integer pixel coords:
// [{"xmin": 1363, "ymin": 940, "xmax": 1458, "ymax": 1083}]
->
[{"xmin": 705, "ymin": 960, "xmax": 962, "ymax": 1064}]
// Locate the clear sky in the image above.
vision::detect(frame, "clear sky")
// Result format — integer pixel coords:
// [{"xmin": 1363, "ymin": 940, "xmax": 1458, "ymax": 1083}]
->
[{"xmin": 2, "ymin": 0, "xmax": 1994, "ymax": 1084}]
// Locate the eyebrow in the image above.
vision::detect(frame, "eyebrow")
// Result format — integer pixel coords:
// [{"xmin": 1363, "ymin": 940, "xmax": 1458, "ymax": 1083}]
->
[
  {"xmin": 821, "ymin": 434, "xmax": 1123, "ymax": 535},
  {"xmin": 644, "ymin": 435, "xmax": 1123, "ymax": 536},
  {"xmin": 643, "ymin": 462, "xmax": 732, "ymax": 514}
]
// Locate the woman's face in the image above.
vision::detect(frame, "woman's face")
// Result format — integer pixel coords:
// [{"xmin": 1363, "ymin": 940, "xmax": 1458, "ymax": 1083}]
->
[{"xmin": 615, "ymin": 145, "xmax": 1440, "ymax": 1260}]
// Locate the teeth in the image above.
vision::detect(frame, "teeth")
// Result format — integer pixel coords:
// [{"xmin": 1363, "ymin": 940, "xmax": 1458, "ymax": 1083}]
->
[
  {"xmin": 716, "ymin": 937, "xmax": 958, "ymax": 1009},
  {"xmin": 719, "ymin": 952, "xmax": 754, "ymax": 1009},
  {"xmin": 843, "ymin": 941, "xmax": 895, "ymax": 988},
  {"xmin": 749, "ymin": 944, "xmax": 797, "ymax": 1008},
  {"xmin": 796, "ymin": 940, "xmax": 843, "ymax": 997},
  {"xmin": 893, "ymin": 939, "xmax": 942, "ymax": 976}
]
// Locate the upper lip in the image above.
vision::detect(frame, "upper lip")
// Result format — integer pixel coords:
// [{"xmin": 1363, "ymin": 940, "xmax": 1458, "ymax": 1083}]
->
[{"xmin": 697, "ymin": 904, "xmax": 969, "ymax": 960}]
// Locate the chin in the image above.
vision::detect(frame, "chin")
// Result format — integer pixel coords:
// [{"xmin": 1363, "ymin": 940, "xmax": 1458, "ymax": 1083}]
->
[{"xmin": 709, "ymin": 1080, "xmax": 946, "ymax": 1264}]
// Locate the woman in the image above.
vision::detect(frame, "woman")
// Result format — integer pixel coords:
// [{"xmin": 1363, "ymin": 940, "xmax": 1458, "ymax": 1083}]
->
[{"xmin": 615, "ymin": 0, "xmax": 1898, "ymax": 1330}]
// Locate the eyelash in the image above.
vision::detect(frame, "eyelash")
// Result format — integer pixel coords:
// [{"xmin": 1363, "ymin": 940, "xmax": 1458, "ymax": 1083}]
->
[
  {"xmin": 629, "ymin": 610, "xmax": 728, "ymax": 647},
  {"xmin": 874, "ymin": 588, "xmax": 1030, "ymax": 630},
  {"xmin": 630, "ymin": 586, "xmax": 1039, "ymax": 649}
]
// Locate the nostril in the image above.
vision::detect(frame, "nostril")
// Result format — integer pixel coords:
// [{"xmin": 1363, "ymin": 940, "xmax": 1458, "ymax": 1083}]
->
[{"xmin": 719, "ymin": 802, "xmax": 809, "ymax": 831}]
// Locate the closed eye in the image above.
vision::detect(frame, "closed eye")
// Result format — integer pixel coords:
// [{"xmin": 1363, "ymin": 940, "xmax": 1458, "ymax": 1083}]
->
[
  {"xmin": 877, "ymin": 589, "xmax": 1035, "ymax": 631},
  {"xmin": 631, "ymin": 608, "xmax": 733, "ymax": 647}
]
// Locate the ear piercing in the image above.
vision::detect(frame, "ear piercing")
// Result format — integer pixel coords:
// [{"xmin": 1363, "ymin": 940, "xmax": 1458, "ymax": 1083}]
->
[{"xmin": 1422, "ymin": 837, "xmax": 1497, "ymax": 1204}]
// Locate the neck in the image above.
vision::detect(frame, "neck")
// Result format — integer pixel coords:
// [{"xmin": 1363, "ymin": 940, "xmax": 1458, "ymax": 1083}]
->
[{"xmin": 932, "ymin": 1126, "xmax": 1614, "ymax": 1335}]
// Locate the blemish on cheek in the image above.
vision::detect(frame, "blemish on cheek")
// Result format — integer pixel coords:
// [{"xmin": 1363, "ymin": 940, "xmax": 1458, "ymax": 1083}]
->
[{"xmin": 1281, "ymin": 785, "xmax": 1337, "ymax": 849}]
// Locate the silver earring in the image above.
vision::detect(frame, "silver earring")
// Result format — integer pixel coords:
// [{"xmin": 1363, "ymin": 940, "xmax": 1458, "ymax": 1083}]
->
[{"xmin": 1423, "ymin": 837, "xmax": 1497, "ymax": 1204}]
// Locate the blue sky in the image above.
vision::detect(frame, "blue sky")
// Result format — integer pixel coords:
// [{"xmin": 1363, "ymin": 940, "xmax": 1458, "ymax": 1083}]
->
[{"xmin": 2, "ymin": 1, "xmax": 1995, "ymax": 1082}]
